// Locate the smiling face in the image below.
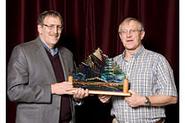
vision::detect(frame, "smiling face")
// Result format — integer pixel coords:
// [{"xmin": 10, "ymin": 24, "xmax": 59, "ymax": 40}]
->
[
  {"xmin": 118, "ymin": 19, "xmax": 145, "ymax": 52},
  {"xmin": 37, "ymin": 16, "xmax": 63, "ymax": 48}
]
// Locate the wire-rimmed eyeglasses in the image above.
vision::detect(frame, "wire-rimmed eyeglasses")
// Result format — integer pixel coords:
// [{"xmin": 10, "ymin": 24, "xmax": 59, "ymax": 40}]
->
[
  {"xmin": 118, "ymin": 29, "xmax": 143, "ymax": 35},
  {"xmin": 43, "ymin": 24, "xmax": 63, "ymax": 31}
]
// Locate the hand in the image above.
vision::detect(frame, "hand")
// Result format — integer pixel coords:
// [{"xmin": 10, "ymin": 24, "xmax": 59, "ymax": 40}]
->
[
  {"xmin": 98, "ymin": 95, "xmax": 111, "ymax": 103},
  {"xmin": 125, "ymin": 90, "xmax": 145, "ymax": 107},
  {"xmin": 51, "ymin": 82, "xmax": 75, "ymax": 95},
  {"xmin": 73, "ymin": 88, "xmax": 89, "ymax": 100}
]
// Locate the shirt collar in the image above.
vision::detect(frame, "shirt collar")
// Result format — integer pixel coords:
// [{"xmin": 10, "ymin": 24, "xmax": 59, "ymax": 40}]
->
[
  {"xmin": 122, "ymin": 45, "xmax": 145, "ymax": 60},
  {"xmin": 40, "ymin": 39, "xmax": 59, "ymax": 56}
]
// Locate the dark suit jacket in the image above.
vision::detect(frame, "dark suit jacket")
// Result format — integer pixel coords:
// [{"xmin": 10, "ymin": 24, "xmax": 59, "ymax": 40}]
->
[{"xmin": 7, "ymin": 37, "xmax": 75, "ymax": 123}]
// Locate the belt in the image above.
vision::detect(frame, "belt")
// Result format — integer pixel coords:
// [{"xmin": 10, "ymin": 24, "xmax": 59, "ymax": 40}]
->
[
  {"xmin": 111, "ymin": 115, "xmax": 165, "ymax": 123},
  {"xmin": 156, "ymin": 118, "xmax": 165, "ymax": 123}
]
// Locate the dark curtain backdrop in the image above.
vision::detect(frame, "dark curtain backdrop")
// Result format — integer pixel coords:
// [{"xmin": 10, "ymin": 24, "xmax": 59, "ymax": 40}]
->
[{"xmin": 6, "ymin": 0, "xmax": 179, "ymax": 123}]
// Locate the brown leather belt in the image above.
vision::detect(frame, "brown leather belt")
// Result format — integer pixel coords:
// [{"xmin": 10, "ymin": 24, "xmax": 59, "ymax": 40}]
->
[{"xmin": 156, "ymin": 118, "xmax": 165, "ymax": 123}]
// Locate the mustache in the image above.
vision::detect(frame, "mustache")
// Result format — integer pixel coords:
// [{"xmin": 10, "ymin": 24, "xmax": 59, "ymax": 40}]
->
[{"xmin": 49, "ymin": 33, "xmax": 59, "ymax": 37}]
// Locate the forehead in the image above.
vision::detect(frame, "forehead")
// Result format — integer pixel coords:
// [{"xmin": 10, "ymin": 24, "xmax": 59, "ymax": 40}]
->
[
  {"xmin": 43, "ymin": 16, "xmax": 62, "ymax": 25},
  {"xmin": 119, "ymin": 20, "xmax": 141, "ymax": 29}
]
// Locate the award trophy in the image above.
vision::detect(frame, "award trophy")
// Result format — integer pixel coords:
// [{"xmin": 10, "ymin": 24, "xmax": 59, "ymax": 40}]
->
[{"xmin": 69, "ymin": 48, "xmax": 130, "ymax": 96}]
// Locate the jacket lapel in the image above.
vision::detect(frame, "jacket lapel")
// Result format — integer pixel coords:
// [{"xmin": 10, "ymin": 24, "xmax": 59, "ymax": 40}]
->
[
  {"xmin": 59, "ymin": 48, "xmax": 67, "ymax": 80},
  {"xmin": 35, "ymin": 37, "xmax": 56, "ymax": 82}
]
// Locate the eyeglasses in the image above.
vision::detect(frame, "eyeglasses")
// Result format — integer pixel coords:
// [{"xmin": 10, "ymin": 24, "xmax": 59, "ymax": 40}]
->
[
  {"xmin": 118, "ymin": 29, "xmax": 142, "ymax": 35},
  {"xmin": 43, "ymin": 24, "xmax": 63, "ymax": 31}
]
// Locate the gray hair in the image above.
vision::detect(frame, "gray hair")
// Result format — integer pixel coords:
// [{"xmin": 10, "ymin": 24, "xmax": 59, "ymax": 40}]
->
[
  {"xmin": 37, "ymin": 10, "xmax": 63, "ymax": 25},
  {"xmin": 119, "ymin": 17, "xmax": 144, "ymax": 32}
]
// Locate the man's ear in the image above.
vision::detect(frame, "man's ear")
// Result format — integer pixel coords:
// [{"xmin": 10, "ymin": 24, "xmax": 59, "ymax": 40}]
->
[
  {"xmin": 37, "ymin": 25, "xmax": 42, "ymax": 34},
  {"xmin": 140, "ymin": 31, "xmax": 145, "ymax": 40}
]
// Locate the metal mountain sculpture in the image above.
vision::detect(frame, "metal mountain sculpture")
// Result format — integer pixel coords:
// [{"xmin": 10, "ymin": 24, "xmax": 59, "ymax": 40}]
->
[{"xmin": 72, "ymin": 48, "xmax": 126, "ymax": 92}]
